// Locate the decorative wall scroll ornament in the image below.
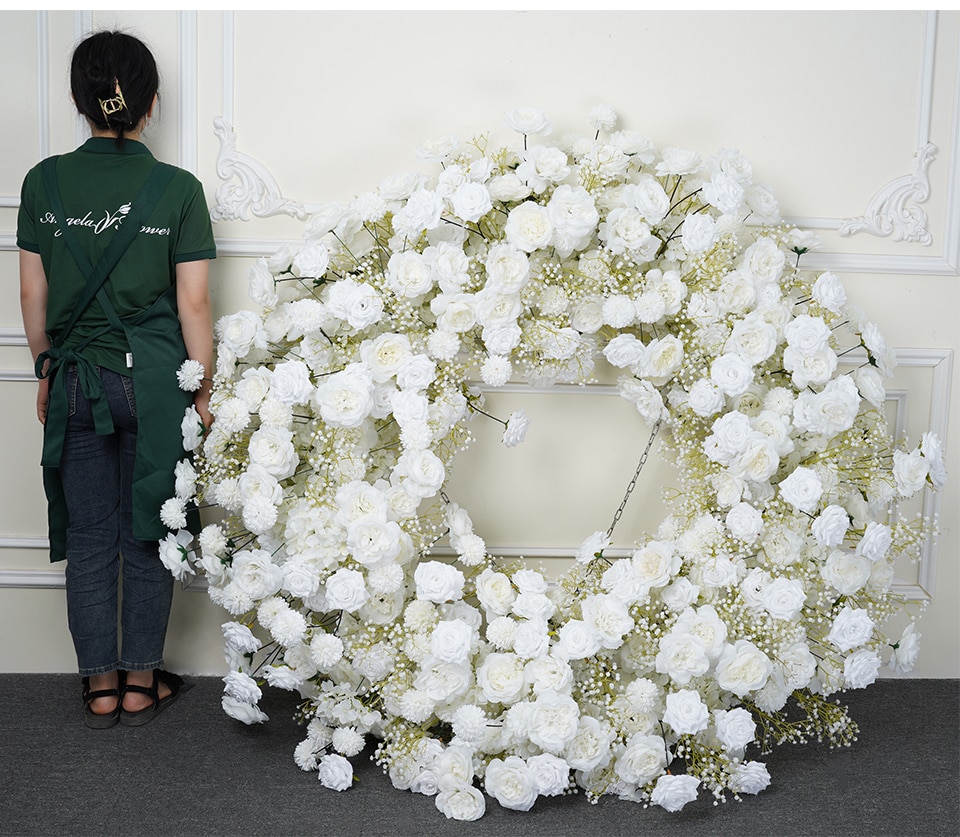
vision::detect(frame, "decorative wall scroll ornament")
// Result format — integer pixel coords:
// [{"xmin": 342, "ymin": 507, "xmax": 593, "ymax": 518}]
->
[
  {"xmin": 839, "ymin": 143, "xmax": 937, "ymax": 245},
  {"xmin": 210, "ymin": 117, "xmax": 307, "ymax": 223},
  {"xmin": 165, "ymin": 106, "xmax": 943, "ymax": 820}
]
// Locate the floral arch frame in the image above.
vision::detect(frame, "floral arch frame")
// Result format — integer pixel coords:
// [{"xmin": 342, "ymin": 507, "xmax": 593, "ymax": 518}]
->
[{"xmin": 165, "ymin": 106, "xmax": 943, "ymax": 820}]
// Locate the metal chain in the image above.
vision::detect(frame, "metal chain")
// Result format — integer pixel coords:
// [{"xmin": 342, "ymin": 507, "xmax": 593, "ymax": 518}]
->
[{"xmin": 606, "ymin": 419, "xmax": 662, "ymax": 539}]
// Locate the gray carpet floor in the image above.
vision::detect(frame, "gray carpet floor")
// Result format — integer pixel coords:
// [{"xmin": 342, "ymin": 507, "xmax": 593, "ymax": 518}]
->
[{"xmin": 0, "ymin": 676, "xmax": 956, "ymax": 837}]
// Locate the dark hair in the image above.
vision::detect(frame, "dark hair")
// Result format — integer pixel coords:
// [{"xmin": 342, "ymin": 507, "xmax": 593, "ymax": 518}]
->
[{"xmin": 70, "ymin": 31, "xmax": 159, "ymax": 148}]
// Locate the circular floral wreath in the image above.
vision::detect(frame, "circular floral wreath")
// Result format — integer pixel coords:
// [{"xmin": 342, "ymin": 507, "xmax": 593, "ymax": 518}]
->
[{"xmin": 163, "ymin": 106, "xmax": 944, "ymax": 820}]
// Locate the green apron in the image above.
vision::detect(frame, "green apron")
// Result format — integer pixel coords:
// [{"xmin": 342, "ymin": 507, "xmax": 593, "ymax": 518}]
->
[{"xmin": 37, "ymin": 156, "xmax": 197, "ymax": 562}]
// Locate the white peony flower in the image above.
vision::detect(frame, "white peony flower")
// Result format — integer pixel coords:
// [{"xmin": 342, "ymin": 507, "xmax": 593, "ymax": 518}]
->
[{"xmin": 484, "ymin": 756, "xmax": 538, "ymax": 812}]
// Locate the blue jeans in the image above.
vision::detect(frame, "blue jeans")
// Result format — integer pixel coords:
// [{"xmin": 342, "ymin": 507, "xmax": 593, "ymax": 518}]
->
[{"xmin": 59, "ymin": 365, "xmax": 173, "ymax": 676}]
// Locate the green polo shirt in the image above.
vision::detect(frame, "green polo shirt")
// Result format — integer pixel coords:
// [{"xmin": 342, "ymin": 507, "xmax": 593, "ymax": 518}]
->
[{"xmin": 17, "ymin": 137, "xmax": 216, "ymax": 374}]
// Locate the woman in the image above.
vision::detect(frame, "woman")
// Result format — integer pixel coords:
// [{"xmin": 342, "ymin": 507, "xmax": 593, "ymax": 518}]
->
[{"xmin": 17, "ymin": 31, "xmax": 215, "ymax": 727}]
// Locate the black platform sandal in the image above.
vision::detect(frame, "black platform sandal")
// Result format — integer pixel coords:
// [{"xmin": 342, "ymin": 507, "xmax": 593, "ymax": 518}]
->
[
  {"xmin": 119, "ymin": 669, "xmax": 185, "ymax": 727},
  {"xmin": 81, "ymin": 675, "xmax": 122, "ymax": 729}
]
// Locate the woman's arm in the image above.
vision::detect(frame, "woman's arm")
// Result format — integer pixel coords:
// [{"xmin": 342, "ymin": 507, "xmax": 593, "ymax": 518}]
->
[
  {"xmin": 19, "ymin": 250, "xmax": 51, "ymax": 424},
  {"xmin": 175, "ymin": 259, "xmax": 214, "ymax": 430}
]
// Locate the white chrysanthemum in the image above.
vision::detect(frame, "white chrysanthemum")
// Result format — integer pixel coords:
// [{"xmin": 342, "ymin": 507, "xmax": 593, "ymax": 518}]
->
[{"xmin": 480, "ymin": 355, "xmax": 512, "ymax": 387}]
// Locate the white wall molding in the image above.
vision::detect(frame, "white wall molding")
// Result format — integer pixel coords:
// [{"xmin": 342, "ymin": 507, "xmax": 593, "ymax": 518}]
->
[
  {"xmin": 178, "ymin": 11, "xmax": 199, "ymax": 175},
  {"xmin": 837, "ymin": 142, "xmax": 936, "ymax": 245},
  {"xmin": 0, "ymin": 329, "xmax": 27, "ymax": 346},
  {"xmin": 210, "ymin": 118, "xmax": 308, "ymax": 223}
]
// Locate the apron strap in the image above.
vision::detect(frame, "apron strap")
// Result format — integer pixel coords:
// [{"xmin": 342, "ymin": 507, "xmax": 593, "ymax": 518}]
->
[
  {"xmin": 40, "ymin": 156, "xmax": 176, "ymax": 345},
  {"xmin": 38, "ymin": 155, "xmax": 177, "ymax": 468}
]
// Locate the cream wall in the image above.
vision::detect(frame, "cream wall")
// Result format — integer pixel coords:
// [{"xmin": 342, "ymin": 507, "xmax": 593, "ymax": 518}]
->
[{"xmin": 0, "ymin": 10, "xmax": 956, "ymax": 678}]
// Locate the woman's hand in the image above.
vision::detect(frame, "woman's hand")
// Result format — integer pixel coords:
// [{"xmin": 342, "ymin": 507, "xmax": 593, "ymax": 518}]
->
[{"xmin": 36, "ymin": 377, "xmax": 49, "ymax": 425}]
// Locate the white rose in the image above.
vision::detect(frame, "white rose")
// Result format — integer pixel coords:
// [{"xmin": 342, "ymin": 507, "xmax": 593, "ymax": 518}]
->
[
  {"xmin": 703, "ymin": 171, "xmax": 745, "ymax": 214},
  {"xmin": 687, "ymin": 379, "xmax": 725, "ymax": 417},
  {"xmin": 778, "ymin": 466, "xmax": 823, "ymax": 513},
  {"xmin": 324, "ymin": 568, "xmax": 368, "ymax": 613},
  {"xmin": 526, "ymin": 753, "xmax": 569, "ymax": 797},
  {"xmin": 602, "ymin": 334, "xmax": 645, "ymax": 370},
  {"xmin": 725, "ymin": 502, "xmax": 763, "ymax": 542},
  {"xmin": 580, "ymin": 593, "xmax": 634, "ymax": 649},
  {"xmin": 435, "ymin": 785, "xmax": 486, "ymax": 821},
  {"xmin": 714, "ymin": 707, "xmax": 757, "ymax": 752},
  {"xmin": 247, "ymin": 258, "xmax": 278, "ymax": 309},
  {"xmin": 504, "ymin": 202, "xmax": 553, "ymax": 252},
  {"xmin": 681, "ymin": 214, "xmax": 718, "ymax": 254},
  {"xmin": 743, "ymin": 236, "xmax": 785, "ymax": 283},
  {"xmin": 504, "ymin": 106, "xmax": 552, "ymax": 135},
  {"xmin": 715, "ymin": 640, "xmax": 773, "ymax": 697},
  {"xmin": 599, "ymin": 207, "xmax": 653, "ymax": 256},
  {"xmin": 889, "ymin": 624, "xmax": 921, "ymax": 674},
  {"xmin": 893, "ymin": 448, "xmax": 928, "ymax": 496},
  {"xmin": 482, "ymin": 323, "xmax": 522, "ymax": 355},
  {"xmin": 475, "ymin": 568, "xmax": 516, "ymax": 616},
  {"xmin": 291, "ymin": 241, "xmax": 330, "ymax": 279},
  {"xmin": 711, "ymin": 353, "xmax": 755, "ymax": 397},
  {"xmin": 655, "ymin": 633, "xmax": 709, "ymax": 685},
  {"xmin": 529, "ymin": 690, "xmax": 580, "ymax": 754},
  {"xmin": 484, "ymin": 756, "xmax": 538, "ymax": 812},
  {"xmin": 477, "ymin": 652, "xmax": 526, "ymax": 704},
  {"xmin": 221, "ymin": 695, "xmax": 269, "ymax": 725},
  {"xmin": 485, "ymin": 244, "xmax": 531, "ymax": 294},
  {"xmin": 821, "ymin": 549, "xmax": 872, "ymax": 596},
  {"xmin": 548, "ymin": 185, "xmax": 599, "ymax": 256},
  {"xmin": 325, "ymin": 279, "xmax": 384, "ymax": 330},
  {"xmin": 660, "ymin": 577, "xmax": 700, "ymax": 612},
  {"xmin": 827, "ymin": 605, "xmax": 875, "ymax": 652},
  {"xmin": 450, "ymin": 181, "xmax": 492, "ymax": 223},
  {"xmin": 614, "ymin": 733, "xmax": 668, "ymax": 785},
  {"xmin": 622, "ymin": 175, "xmax": 669, "ymax": 223},
  {"xmin": 553, "ymin": 619, "xmax": 603, "ymax": 661},
  {"xmin": 761, "ymin": 577, "xmax": 806, "ymax": 621},
  {"xmin": 844, "ymin": 648, "xmax": 881, "ymax": 689},
  {"xmin": 247, "ymin": 426, "xmax": 298, "ymax": 480},
  {"xmin": 632, "ymin": 540, "xmax": 679, "ymax": 588},
  {"xmin": 393, "ymin": 188, "xmax": 443, "ymax": 238},
  {"xmin": 269, "ymin": 360, "xmax": 314, "ymax": 406},
  {"xmin": 414, "ymin": 561, "xmax": 465, "ymax": 603},
  {"xmin": 784, "ymin": 314, "xmax": 831, "ymax": 353},
  {"xmin": 395, "ymin": 449, "xmax": 446, "ymax": 499},
  {"xmin": 640, "ymin": 335, "xmax": 683, "ymax": 385},
  {"xmin": 729, "ymin": 761, "xmax": 771, "ymax": 795},
  {"xmin": 812, "ymin": 271, "xmax": 847, "ymax": 313},
  {"xmin": 158, "ymin": 530, "xmax": 194, "ymax": 581},
  {"xmin": 726, "ymin": 313, "xmax": 777, "ymax": 365},
  {"xmin": 656, "ymin": 147, "xmax": 702, "ymax": 176},
  {"xmin": 730, "ymin": 436, "xmax": 780, "ymax": 484},
  {"xmin": 396, "ymin": 354, "xmax": 436, "ymax": 391},
  {"xmin": 662, "ymin": 689, "xmax": 710, "ymax": 735},
  {"xmin": 431, "ymin": 619, "xmax": 475, "ymax": 664},
  {"xmin": 486, "ymin": 173, "xmax": 531, "ymax": 202},
  {"xmin": 854, "ymin": 366, "xmax": 886, "ymax": 409},
  {"xmin": 565, "ymin": 716, "xmax": 614, "ymax": 772},
  {"xmin": 857, "ymin": 521, "xmax": 892, "ymax": 562},
  {"xmin": 570, "ymin": 297, "xmax": 605, "ymax": 334},
  {"xmin": 216, "ymin": 310, "xmax": 266, "ymax": 360},
  {"xmin": 386, "ymin": 251, "xmax": 435, "ymax": 299},
  {"xmin": 517, "ymin": 146, "xmax": 569, "ymax": 193},
  {"xmin": 230, "ymin": 549, "xmax": 283, "ymax": 600},
  {"xmin": 317, "ymin": 753, "xmax": 354, "ymax": 791},
  {"xmin": 360, "ymin": 332, "xmax": 411, "ymax": 383}
]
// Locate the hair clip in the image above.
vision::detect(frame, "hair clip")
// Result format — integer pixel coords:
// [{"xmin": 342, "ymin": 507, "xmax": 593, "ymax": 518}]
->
[{"xmin": 98, "ymin": 80, "xmax": 127, "ymax": 123}]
